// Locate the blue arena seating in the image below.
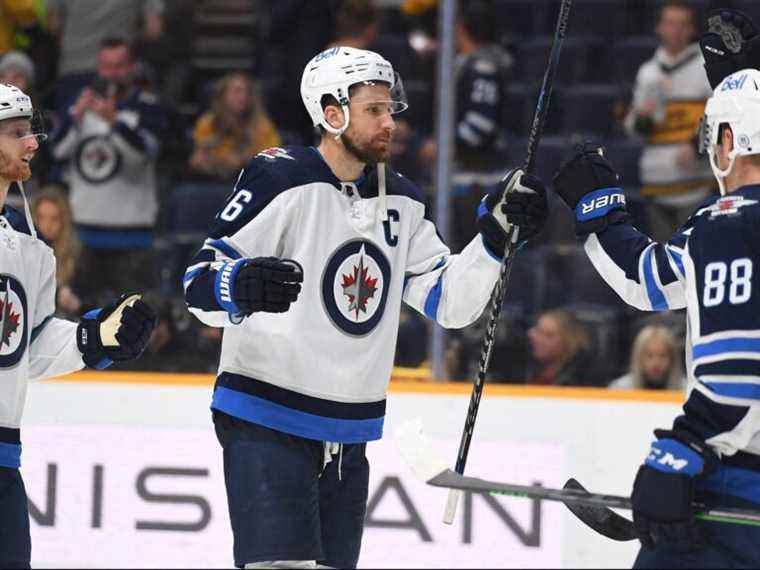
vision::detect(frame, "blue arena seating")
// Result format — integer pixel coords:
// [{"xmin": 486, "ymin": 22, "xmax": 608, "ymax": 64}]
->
[{"xmin": 559, "ymin": 84, "xmax": 624, "ymax": 137}]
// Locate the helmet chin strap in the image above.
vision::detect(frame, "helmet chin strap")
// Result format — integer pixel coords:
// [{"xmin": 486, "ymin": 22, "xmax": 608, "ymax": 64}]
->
[
  {"xmin": 17, "ymin": 179, "xmax": 37, "ymax": 240},
  {"xmin": 709, "ymin": 148, "xmax": 738, "ymax": 196}
]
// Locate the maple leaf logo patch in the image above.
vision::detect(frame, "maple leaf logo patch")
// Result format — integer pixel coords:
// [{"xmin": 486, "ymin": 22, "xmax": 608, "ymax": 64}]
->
[
  {"xmin": 341, "ymin": 254, "xmax": 379, "ymax": 320},
  {"xmin": 322, "ymin": 240, "xmax": 391, "ymax": 336},
  {"xmin": 0, "ymin": 274, "xmax": 27, "ymax": 367},
  {"xmin": 0, "ymin": 296, "xmax": 20, "ymax": 347}
]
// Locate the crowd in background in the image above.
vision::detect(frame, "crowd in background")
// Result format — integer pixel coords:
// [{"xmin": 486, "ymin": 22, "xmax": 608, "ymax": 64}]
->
[{"xmin": 0, "ymin": 0, "xmax": 752, "ymax": 387}]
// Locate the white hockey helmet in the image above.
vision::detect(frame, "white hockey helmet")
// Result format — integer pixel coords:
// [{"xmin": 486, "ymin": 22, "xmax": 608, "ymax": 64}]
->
[
  {"xmin": 0, "ymin": 83, "xmax": 46, "ymax": 143},
  {"xmin": 300, "ymin": 46, "xmax": 408, "ymax": 137},
  {"xmin": 700, "ymin": 68, "xmax": 760, "ymax": 195}
]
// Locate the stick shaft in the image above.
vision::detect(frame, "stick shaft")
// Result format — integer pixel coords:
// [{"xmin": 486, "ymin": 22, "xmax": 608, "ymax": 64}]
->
[{"xmin": 444, "ymin": 0, "xmax": 573, "ymax": 525}]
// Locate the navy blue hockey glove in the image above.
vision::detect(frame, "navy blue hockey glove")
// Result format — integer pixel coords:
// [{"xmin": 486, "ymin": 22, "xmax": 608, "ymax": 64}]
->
[
  {"xmin": 214, "ymin": 257, "xmax": 303, "ymax": 317},
  {"xmin": 553, "ymin": 143, "xmax": 629, "ymax": 237},
  {"xmin": 701, "ymin": 9, "xmax": 760, "ymax": 89},
  {"xmin": 77, "ymin": 293, "xmax": 158, "ymax": 369},
  {"xmin": 477, "ymin": 168, "xmax": 548, "ymax": 256},
  {"xmin": 631, "ymin": 430, "xmax": 718, "ymax": 551}
]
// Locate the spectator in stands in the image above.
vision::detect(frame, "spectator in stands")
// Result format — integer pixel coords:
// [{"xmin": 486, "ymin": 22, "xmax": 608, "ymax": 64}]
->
[
  {"xmin": 0, "ymin": 0, "xmax": 37, "ymax": 55},
  {"xmin": 0, "ymin": 50, "xmax": 34, "ymax": 93},
  {"xmin": 31, "ymin": 185, "xmax": 83, "ymax": 317},
  {"xmin": 50, "ymin": 37, "xmax": 165, "ymax": 308},
  {"xmin": 189, "ymin": 71, "xmax": 280, "ymax": 182},
  {"xmin": 609, "ymin": 325, "xmax": 685, "ymax": 390},
  {"xmin": 418, "ymin": 0, "xmax": 514, "ymax": 252},
  {"xmin": 526, "ymin": 308, "xmax": 603, "ymax": 387},
  {"xmin": 623, "ymin": 0, "xmax": 714, "ymax": 241},
  {"xmin": 46, "ymin": 0, "xmax": 164, "ymax": 117},
  {"xmin": 327, "ymin": 0, "xmax": 378, "ymax": 50},
  {"xmin": 255, "ymin": 1, "xmax": 339, "ymax": 144},
  {"xmin": 133, "ymin": 0, "xmax": 193, "ymax": 106}
]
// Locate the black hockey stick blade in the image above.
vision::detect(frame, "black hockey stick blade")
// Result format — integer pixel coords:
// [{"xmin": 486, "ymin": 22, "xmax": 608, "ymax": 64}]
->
[{"xmin": 562, "ymin": 478, "xmax": 638, "ymax": 541}]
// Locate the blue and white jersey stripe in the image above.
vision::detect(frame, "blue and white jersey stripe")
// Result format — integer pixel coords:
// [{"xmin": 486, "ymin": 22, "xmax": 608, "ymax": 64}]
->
[{"xmin": 581, "ymin": 185, "xmax": 760, "ymax": 465}]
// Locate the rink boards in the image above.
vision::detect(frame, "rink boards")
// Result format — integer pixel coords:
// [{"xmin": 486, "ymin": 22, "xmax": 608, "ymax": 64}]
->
[{"xmin": 21, "ymin": 371, "xmax": 682, "ymax": 568}]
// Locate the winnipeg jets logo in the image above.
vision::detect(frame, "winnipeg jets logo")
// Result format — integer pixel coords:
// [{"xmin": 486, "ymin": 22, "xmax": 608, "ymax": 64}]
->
[
  {"xmin": 0, "ymin": 275, "xmax": 27, "ymax": 368},
  {"xmin": 705, "ymin": 196, "xmax": 758, "ymax": 219},
  {"xmin": 342, "ymin": 250, "xmax": 379, "ymax": 319},
  {"xmin": 76, "ymin": 135, "xmax": 121, "ymax": 183},
  {"xmin": 322, "ymin": 240, "xmax": 391, "ymax": 336},
  {"xmin": 256, "ymin": 147, "xmax": 295, "ymax": 162}
]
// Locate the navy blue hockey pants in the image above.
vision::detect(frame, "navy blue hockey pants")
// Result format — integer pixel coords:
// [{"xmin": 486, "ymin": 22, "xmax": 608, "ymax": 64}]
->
[
  {"xmin": 214, "ymin": 411, "xmax": 369, "ymax": 568},
  {"xmin": 0, "ymin": 467, "xmax": 31, "ymax": 569},
  {"xmin": 634, "ymin": 465, "xmax": 760, "ymax": 569}
]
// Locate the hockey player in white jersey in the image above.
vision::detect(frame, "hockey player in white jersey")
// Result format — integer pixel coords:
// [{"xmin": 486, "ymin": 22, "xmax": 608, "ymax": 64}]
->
[
  {"xmin": 183, "ymin": 46, "xmax": 548, "ymax": 568},
  {"xmin": 0, "ymin": 83, "xmax": 157, "ymax": 569},
  {"xmin": 551, "ymin": 68, "xmax": 760, "ymax": 568}
]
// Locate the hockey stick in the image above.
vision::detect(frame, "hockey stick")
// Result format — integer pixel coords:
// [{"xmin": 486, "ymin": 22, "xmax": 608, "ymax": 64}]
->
[
  {"xmin": 443, "ymin": 0, "xmax": 574, "ymax": 525},
  {"xmin": 395, "ymin": 420, "xmax": 760, "ymax": 534}
]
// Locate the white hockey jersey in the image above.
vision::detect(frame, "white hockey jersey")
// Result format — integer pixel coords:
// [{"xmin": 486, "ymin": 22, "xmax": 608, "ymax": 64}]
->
[
  {"xmin": 0, "ymin": 207, "xmax": 84, "ymax": 469},
  {"xmin": 184, "ymin": 146, "xmax": 502, "ymax": 443}
]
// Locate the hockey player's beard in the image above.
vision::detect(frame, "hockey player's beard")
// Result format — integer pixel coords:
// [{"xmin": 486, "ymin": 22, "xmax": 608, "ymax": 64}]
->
[{"xmin": 342, "ymin": 130, "xmax": 391, "ymax": 166}]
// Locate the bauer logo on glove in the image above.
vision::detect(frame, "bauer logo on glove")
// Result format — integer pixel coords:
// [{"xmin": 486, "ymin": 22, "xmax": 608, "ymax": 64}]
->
[{"xmin": 76, "ymin": 293, "xmax": 158, "ymax": 369}]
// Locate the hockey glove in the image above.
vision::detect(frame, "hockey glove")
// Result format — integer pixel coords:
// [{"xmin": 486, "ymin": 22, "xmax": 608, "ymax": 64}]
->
[
  {"xmin": 553, "ymin": 143, "xmax": 628, "ymax": 238},
  {"xmin": 631, "ymin": 430, "xmax": 717, "ymax": 551},
  {"xmin": 701, "ymin": 9, "xmax": 760, "ymax": 89},
  {"xmin": 477, "ymin": 168, "xmax": 548, "ymax": 257},
  {"xmin": 214, "ymin": 256, "xmax": 303, "ymax": 317},
  {"xmin": 77, "ymin": 293, "xmax": 158, "ymax": 369}
]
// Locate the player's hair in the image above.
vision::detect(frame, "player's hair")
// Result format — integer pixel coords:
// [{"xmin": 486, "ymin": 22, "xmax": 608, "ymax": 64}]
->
[
  {"xmin": 657, "ymin": 0, "xmax": 697, "ymax": 26},
  {"xmin": 628, "ymin": 325, "xmax": 682, "ymax": 390},
  {"xmin": 31, "ymin": 185, "xmax": 80, "ymax": 286},
  {"xmin": 99, "ymin": 36, "xmax": 133, "ymax": 59}
]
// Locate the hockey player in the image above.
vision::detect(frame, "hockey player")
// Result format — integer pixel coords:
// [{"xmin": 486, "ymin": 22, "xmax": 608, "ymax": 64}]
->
[
  {"xmin": 183, "ymin": 46, "xmax": 548, "ymax": 568},
  {"xmin": 552, "ymin": 68, "xmax": 760, "ymax": 567},
  {"xmin": 0, "ymin": 83, "xmax": 157, "ymax": 569}
]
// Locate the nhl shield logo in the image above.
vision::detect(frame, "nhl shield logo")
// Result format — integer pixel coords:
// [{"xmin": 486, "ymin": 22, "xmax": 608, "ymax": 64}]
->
[
  {"xmin": 0, "ymin": 275, "xmax": 28, "ymax": 369},
  {"xmin": 321, "ymin": 240, "xmax": 391, "ymax": 336}
]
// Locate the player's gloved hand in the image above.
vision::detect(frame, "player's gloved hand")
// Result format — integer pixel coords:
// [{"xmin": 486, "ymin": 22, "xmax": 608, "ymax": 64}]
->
[
  {"xmin": 77, "ymin": 293, "xmax": 158, "ymax": 369},
  {"xmin": 214, "ymin": 256, "xmax": 303, "ymax": 317},
  {"xmin": 701, "ymin": 9, "xmax": 760, "ymax": 89},
  {"xmin": 553, "ymin": 142, "xmax": 628, "ymax": 237},
  {"xmin": 477, "ymin": 168, "xmax": 548, "ymax": 256},
  {"xmin": 631, "ymin": 430, "xmax": 717, "ymax": 551}
]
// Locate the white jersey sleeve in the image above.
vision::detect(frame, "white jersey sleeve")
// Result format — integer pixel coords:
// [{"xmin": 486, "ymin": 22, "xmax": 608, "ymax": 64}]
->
[
  {"xmin": 28, "ymin": 246, "xmax": 83, "ymax": 381},
  {"xmin": 403, "ymin": 218, "xmax": 501, "ymax": 328}
]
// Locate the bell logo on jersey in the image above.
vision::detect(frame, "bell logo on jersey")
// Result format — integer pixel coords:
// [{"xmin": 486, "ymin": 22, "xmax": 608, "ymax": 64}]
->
[
  {"xmin": 0, "ymin": 275, "xmax": 27, "ymax": 369},
  {"xmin": 322, "ymin": 240, "xmax": 391, "ymax": 336}
]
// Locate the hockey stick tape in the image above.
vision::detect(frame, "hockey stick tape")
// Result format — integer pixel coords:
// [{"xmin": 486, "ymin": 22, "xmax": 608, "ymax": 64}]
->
[{"xmin": 100, "ymin": 294, "xmax": 142, "ymax": 347}]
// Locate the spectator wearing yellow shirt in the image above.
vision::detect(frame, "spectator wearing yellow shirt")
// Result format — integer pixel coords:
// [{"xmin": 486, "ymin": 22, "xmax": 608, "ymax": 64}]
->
[
  {"xmin": 0, "ymin": 0, "xmax": 37, "ymax": 54},
  {"xmin": 189, "ymin": 72, "xmax": 280, "ymax": 182}
]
